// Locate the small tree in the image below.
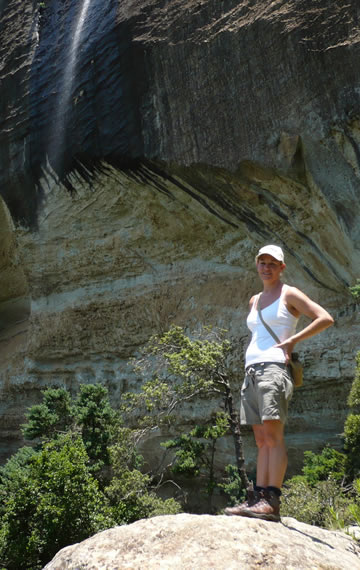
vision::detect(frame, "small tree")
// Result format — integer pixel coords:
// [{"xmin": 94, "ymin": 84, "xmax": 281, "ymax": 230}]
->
[
  {"xmin": 23, "ymin": 384, "xmax": 117, "ymax": 477},
  {"xmin": 74, "ymin": 383, "xmax": 118, "ymax": 473},
  {"xmin": 162, "ymin": 412, "xmax": 229, "ymax": 511},
  {"xmin": 22, "ymin": 388, "xmax": 74, "ymax": 441},
  {"xmin": 122, "ymin": 325, "xmax": 249, "ymax": 489}
]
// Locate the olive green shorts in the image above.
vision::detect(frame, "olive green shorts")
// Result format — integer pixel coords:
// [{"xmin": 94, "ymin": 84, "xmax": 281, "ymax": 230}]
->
[{"xmin": 240, "ymin": 362, "xmax": 294, "ymax": 425}]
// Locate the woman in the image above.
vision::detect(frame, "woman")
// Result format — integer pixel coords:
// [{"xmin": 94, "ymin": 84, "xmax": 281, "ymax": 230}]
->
[{"xmin": 225, "ymin": 244, "xmax": 334, "ymax": 522}]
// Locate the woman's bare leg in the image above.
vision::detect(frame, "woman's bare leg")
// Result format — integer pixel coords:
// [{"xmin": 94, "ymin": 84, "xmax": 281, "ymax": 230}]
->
[{"xmin": 252, "ymin": 420, "xmax": 287, "ymax": 488}]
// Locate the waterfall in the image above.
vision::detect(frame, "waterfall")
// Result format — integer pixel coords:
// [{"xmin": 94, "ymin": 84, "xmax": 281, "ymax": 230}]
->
[{"xmin": 48, "ymin": 0, "xmax": 92, "ymax": 171}]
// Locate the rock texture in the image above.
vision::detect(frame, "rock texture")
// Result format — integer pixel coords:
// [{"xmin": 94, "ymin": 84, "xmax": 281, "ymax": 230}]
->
[
  {"xmin": 0, "ymin": 0, "xmax": 359, "ymax": 479},
  {"xmin": 43, "ymin": 514, "xmax": 360, "ymax": 570}
]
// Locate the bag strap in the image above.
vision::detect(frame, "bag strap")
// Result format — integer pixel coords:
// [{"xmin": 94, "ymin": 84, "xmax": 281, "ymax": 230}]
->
[{"xmin": 257, "ymin": 294, "xmax": 281, "ymax": 344}]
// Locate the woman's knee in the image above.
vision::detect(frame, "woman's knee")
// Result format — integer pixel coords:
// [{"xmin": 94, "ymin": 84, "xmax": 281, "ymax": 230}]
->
[
  {"xmin": 262, "ymin": 420, "xmax": 285, "ymax": 448},
  {"xmin": 252, "ymin": 425, "xmax": 267, "ymax": 448}
]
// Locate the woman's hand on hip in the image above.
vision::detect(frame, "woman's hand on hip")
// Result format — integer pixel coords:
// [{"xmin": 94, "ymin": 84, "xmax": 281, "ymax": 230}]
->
[{"xmin": 275, "ymin": 338, "xmax": 296, "ymax": 364}]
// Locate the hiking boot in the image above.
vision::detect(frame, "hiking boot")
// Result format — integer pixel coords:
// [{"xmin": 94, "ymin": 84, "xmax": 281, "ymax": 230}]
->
[
  {"xmin": 240, "ymin": 489, "xmax": 281, "ymax": 522},
  {"xmin": 224, "ymin": 487, "xmax": 261, "ymax": 516}
]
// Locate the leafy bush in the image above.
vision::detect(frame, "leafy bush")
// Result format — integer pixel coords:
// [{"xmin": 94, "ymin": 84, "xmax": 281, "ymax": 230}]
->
[
  {"xmin": 106, "ymin": 468, "xmax": 181, "ymax": 525},
  {"xmin": 344, "ymin": 352, "xmax": 360, "ymax": 478},
  {"xmin": 344, "ymin": 414, "xmax": 360, "ymax": 477},
  {"xmin": 219, "ymin": 464, "xmax": 246, "ymax": 506},
  {"xmin": 349, "ymin": 279, "xmax": 360, "ymax": 301},
  {"xmin": 161, "ymin": 413, "xmax": 229, "ymax": 510},
  {"xmin": 105, "ymin": 425, "xmax": 182, "ymax": 524},
  {"xmin": 302, "ymin": 447, "xmax": 346, "ymax": 486},
  {"xmin": 281, "ymin": 476, "xmax": 351, "ymax": 528},
  {"xmin": 282, "ymin": 476, "xmax": 328, "ymax": 526},
  {"xmin": 283, "ymin": 351, "xmax": 360, "ymax": 529},
  {"xmin": 0, "ymin": 434, "xmax": 113, "ymax": 570},
  {"xmin": 74, "ymin": 383, "xmax": 117, "ymax": 473},
  {"xmin": 22, "ymin": 387, "xmax": 74, "ymax": 441},
  {"xmin": 347, "ymin": 352, "xmax": 360, "ymax": 410}
]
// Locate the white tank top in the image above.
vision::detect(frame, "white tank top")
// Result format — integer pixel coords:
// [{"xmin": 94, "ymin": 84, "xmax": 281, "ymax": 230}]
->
[{"xmin": 245, "ymin": 284, "xmax": 298, "ymax": 368}]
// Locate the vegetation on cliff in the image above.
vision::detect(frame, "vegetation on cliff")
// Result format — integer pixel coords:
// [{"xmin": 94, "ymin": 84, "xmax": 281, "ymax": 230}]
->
[
  {"xmin": 0, "ymin": 326, "xmax": 359, "ymax": 568},
  {"xmin": 122, "ymin": 325, "xmax": 249, "ymax": 495},
  {"xmin": 0, "ymin": 385, "xmax": 181, "ymax": 570},
  {"xmin": 281, "ymin": 349, "xmax": 360, "ymax": 529}
]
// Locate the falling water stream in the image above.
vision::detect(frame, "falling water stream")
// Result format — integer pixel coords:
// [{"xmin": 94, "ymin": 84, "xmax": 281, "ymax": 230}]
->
[{"xmin": 48, "ymin": 0, "xmax": 92, "ymax": 170}]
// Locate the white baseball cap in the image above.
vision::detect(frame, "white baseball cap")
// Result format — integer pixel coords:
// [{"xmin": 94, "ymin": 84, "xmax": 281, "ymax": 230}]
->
[{"xmin": 256, "ymin": 245, "xmax": 285, "ymax": 263}]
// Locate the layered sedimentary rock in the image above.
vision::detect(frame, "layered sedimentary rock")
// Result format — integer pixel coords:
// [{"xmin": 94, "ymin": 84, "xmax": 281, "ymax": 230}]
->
[{"xmin": 0, "ymin": 0, "xmax": 359, "ymax": 482}]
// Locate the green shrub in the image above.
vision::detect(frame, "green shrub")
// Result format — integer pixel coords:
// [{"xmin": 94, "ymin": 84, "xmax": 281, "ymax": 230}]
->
[
  {"xmin": 105, "ymin": 425, "xmax": 182, "ymax": 524},
  {"xmin": 349, "ymin": 280, "xmax": 360, "ymax": 301},
  {"xmin": 344, "ymin": 414, "xmax": 360, "ymax": 477},
  {"xmin": 302, "ymin": 447, "xmax": 346, "ymax": 486},
  {"xmin": 347, "ymin": 352, "xmax": 360, "ymax": 410},
  {"xmin": 74, "ymin": 383, "xmax": 117, "ymax": 474},
  {"xmin": 126, "ymin": 325, "xmax": 249, "ymax": 490},
  {"xmin": 219, "ymin": 464, "xmax": 246, "ymax": 506},
  {"xmin": 0, "ymin": 434, "xmax": 113, "ymax": 570},
  {"xmin": 282, "ymin": 476, "xmax": 350, "ymax": 528},
  {"xmin": 106, "ymin": 467, "xmax": 182, "ymax": 525}
]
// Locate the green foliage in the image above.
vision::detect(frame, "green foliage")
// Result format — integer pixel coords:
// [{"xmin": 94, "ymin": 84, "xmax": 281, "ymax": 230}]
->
[
  {"xmin": 163, "ymin": 413, "xmax": 228, "ymax": 476},
  {"xmin": 0, "ymin": 385, "xmax": 182, "ymax": 569},
  {"xmin": 281, "ymin": 476, "xmax": 351, "ymax": 528},
  {"xmin": 163, "ymin": 434, "xmax": 204, "ymax": 477},
  {"xmin": 105, "ymin": 468, "xmax": 181, "ymax": 525},
  {"xmin": 349, "ymin": 279, "xmax": 360, "ymax": 301},
  {"xmin": 124, "ymin": 326, "xmax": 232, "ymax": 426},
  {"xmin": 283, "ymin": 352, "xmax": 360, "ymax": 529},
  {"xmin": 106, "ymin": 426, "xmax": 182, "ymax": 524},
  {"xmin": 74, "ymin": 384, "xmax": 117, "ymax": 473},
  {"xmin": 22, "ymin": 388, "xmax": 74, "ymax": 441},
  {"xmin": 347, "ymin": 478, "xmax": 360, "ymax": 526},
  {"xmin": 344, "ymin": 414, "xmax": 360, "ymax": 477},
  {"xmin": 282, "ymin": 476, "xmax": 328, "ymax": 526},
  {"xmin": 0, "ymin": 434, "xmax": 113, "ymax": 570},
  {"xmin": 23, "ymin": 384, "xmax": 117, "ymax": 476},
  {"xmin": 343, "ymin": 352, "xmax": 360, "ymax": 479},
  {"xmin": 125, "ymin": 325, "xmax": 249, "ymax": 490},
  {"xmin": 347, "ymin": 352, "xmax": 360, "ymax": 410},
  {"xmin": 302, "ymin": 447, "xmax": 346, "ymax": 486},
  {"xmin": 219, "ymin": 464, "xmax": 246, "ymax": 506},
  {"xmin": 161, "ymin": 413, "xmax": 230, "ymax": 510}
]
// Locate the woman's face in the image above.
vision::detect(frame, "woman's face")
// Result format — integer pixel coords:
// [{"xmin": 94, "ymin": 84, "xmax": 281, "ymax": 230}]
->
[{"xmin": 256, "ymin": 254, "xmax": 285, "ymax": 284}]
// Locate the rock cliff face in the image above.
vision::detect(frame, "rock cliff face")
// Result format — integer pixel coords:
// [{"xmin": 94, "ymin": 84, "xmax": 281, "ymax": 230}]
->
[
  {"xmin": 0, "ymin": 0, "xmax": 359, "ymax": 480},
  {"xmin": 43, "ymin": 514, "xmax": 360, "ymax": 570}
]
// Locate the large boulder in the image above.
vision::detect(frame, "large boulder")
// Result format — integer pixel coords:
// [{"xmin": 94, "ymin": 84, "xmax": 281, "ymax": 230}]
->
[{"xmin": 43, "ymin": 514, "xmax": 360, "ymax": 570}]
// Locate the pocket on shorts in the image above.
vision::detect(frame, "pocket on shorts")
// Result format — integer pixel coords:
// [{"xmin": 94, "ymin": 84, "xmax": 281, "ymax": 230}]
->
[
  {"xmin": 258, "ymin": 365, "xmax": 292, "ymax": 399},
  {"xmin": 283, "ymin": 369, "xmax": 294, "ymax": 400}
]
